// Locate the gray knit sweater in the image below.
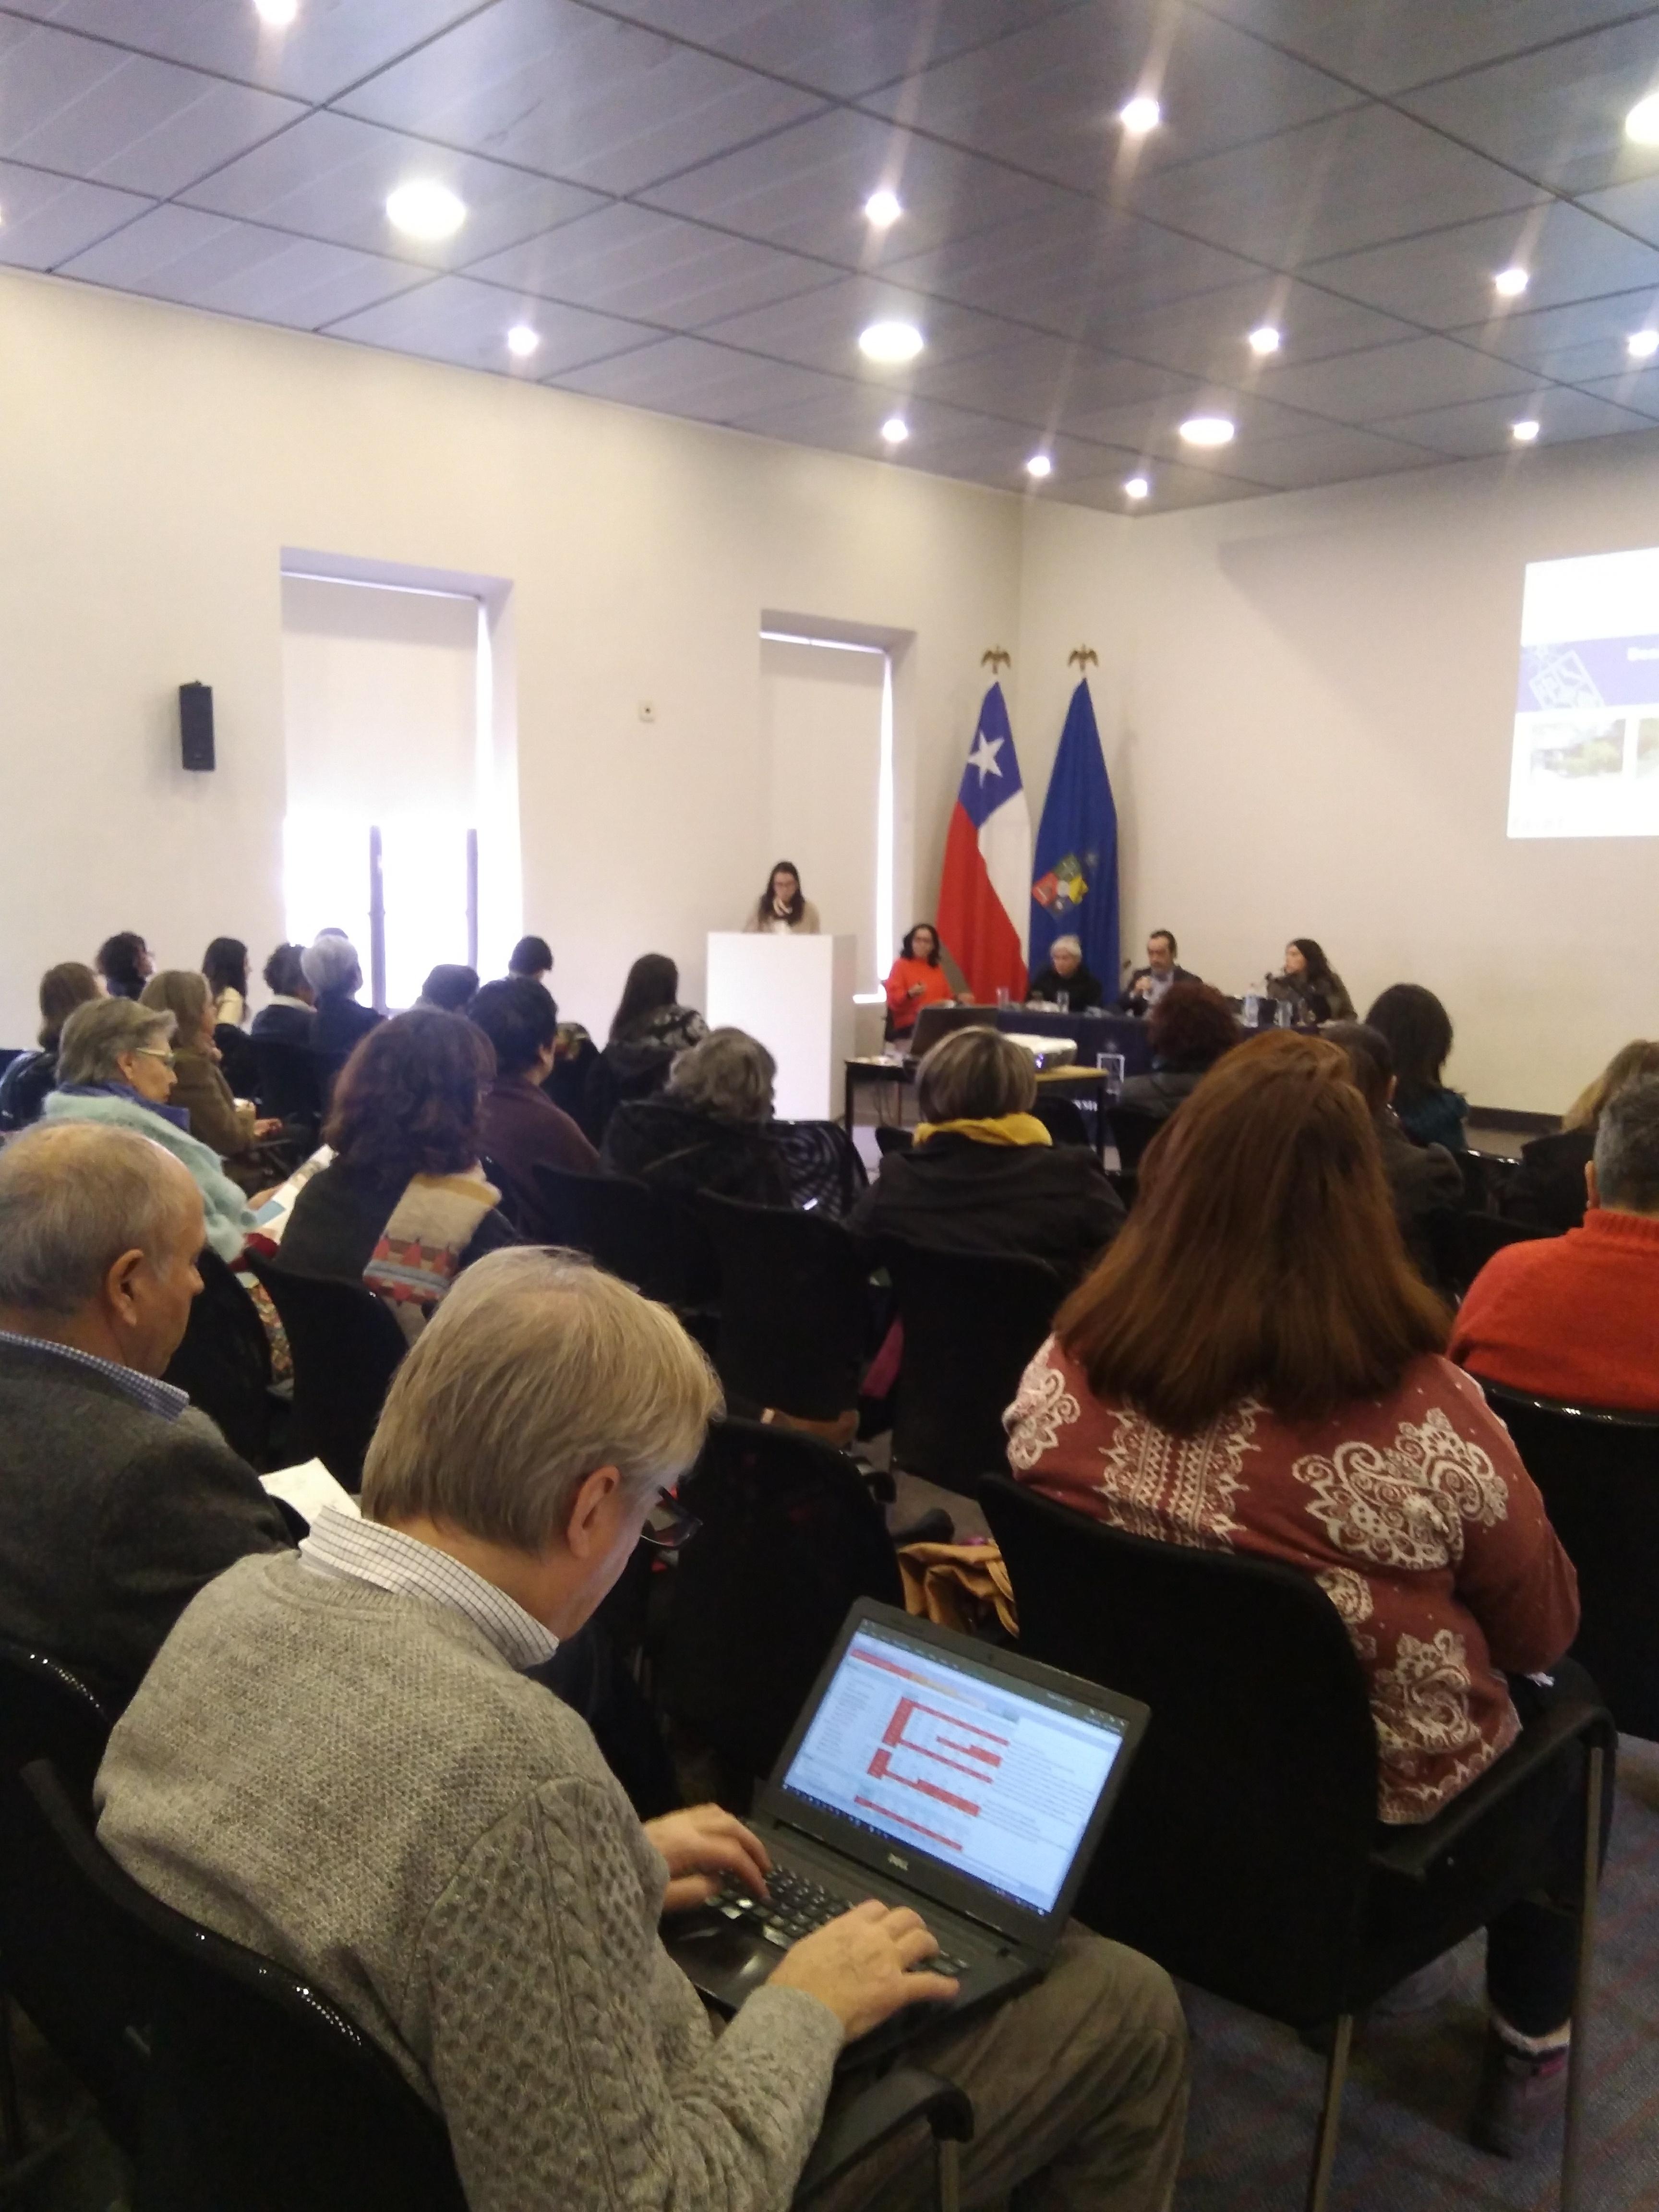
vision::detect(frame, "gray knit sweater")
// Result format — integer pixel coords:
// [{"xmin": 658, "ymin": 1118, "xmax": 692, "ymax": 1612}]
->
[{"xmin": 96, "ymin": 1553, "xmax": 844, "ymax": 2211}]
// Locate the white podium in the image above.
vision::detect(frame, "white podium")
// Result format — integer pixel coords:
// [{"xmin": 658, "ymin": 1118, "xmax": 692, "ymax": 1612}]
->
[{"xmin": 706, "ymin": 933, "xmax": 856, "ymax": 1123}]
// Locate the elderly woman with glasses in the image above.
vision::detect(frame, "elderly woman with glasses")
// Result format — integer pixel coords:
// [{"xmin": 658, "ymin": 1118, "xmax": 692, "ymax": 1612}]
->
[
  {"xmin": 41, "ymin": 997, "xmax": 258, "ymax": 1261},
  {"xmin": 140, "ymin": 970, "xmax": 282, "ymax": 1177}
]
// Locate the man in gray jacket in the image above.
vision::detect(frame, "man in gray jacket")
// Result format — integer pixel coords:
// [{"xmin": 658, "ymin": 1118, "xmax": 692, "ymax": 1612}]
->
[{"xmin": 0, "ymin": 1121, "xmax": 289, "ymax": 1712}]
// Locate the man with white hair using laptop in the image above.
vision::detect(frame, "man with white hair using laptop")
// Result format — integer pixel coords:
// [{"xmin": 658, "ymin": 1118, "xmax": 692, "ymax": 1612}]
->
[{"xmin": 98, "ymin": 1247, "xmax": 1188, "ymax": 2211}]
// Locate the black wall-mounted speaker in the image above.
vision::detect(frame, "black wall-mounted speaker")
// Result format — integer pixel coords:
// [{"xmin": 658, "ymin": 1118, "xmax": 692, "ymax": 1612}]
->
[{"xmin": 179, "ymin": 682, "xmax": 215, "ymax": 772}]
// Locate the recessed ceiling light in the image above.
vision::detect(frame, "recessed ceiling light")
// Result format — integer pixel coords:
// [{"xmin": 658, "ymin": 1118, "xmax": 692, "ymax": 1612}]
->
[
  {"xmin": 1511, "ymin": 417, "xmax": 1541, "ymax": 443},
  {"xmin": 1118, "ymin": 95, "xmax": 1161, "ymax": 135},
  {"xmin": 880, "ymin": 416, "xmax": 909, "ymax": 444},
  {"xmin": 858, "ymin": 319, "xmax": 924, "ymax": 364},
  {"xmin": 1630, "ymin": 329, "xmax": 1659, "ymax": 360},
  {"xmin": 1179, "ymin": 414, "xmax": 1235, "ymax": 447},
  {"xmin": 863, "ymin": 188, "xmax": 902, "ymax": 228},
  {"xmin": 1124, "ymin": 475, "xmax": 1150, "ymax": 500},
  {"xmin": 1626, "ymin": 92, "xmax": 1659, "ymax": 144},
  {"xmin": 506, "ymin": 324, "xmax": 541, "ymax": 359},
  {"xmin": 1247, "ymin": 324, "xmax": 1281, "ymax": 356},
  {"xmin": 1493, "ymin": 265, "xmax": 1529, "ymax": 299},
  {"xmin": 253, "ymin": 0, "xmax": 298, "ymax": 23},
  {"xmin": 1025, "ymin": 452, "xmax": 1053, "ymax": 479},
  {"xmin": 385, "ymin": 180, "xmax": 467, "ymax": 242}
]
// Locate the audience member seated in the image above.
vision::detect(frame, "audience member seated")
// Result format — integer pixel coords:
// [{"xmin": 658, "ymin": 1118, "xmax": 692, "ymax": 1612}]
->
[
  {"xmin": 1265, "ymin": 937, "xmax": 1356, "ymax": 1023},
  {"xmin": 743, "ymin": 857, "xmax": 820, "ymax": 935},
  {"xmin": 1117, "ymin": 983, "xmax": 1238, "ymax": 1126},
  {"xmin": 277, "ymin": 1011, "xmax": 517, "ymax": 1337},
  {"xmin": 469, "ymin": 977, "xmax": 599, "ymax": 1229},
  {"xmin": 0, "ymin": 1124, "xmax": 289, "ymax": 1712},
  {"xmin": 1326, "ymin": 1020, "xmax": 1463, "ymax": 1283},
  {"xmin": 302, "ymin": 932, "xmax": 382, "ymax": 1061},
  {"xmin": 43, "ymin": 998, "xmax": 257, "ymax": 1262},
  {"xmin": 414, "ymin": 962, "xmax": 480, "ymax": 1013},
  {"xmin": 1453, "ymin": 1076, "xmax": 1659, "ymax": 1413},
  {"xmin": 1364, "ymin": 983, "xmax": 1467, "ymax": 1151},
  {"xmin": 1117, "ymin": 928, "xmax": 1199, "ymax": 1013},
  {"xmin": 848, "ymin": 1027, "xmax": 1123, "ymax": 1279},
  {"xmin": 1029, "ymin": 934, "xmax": 1104, "ymax": 1011},
  {"xmin": 0, "ymin": 961, "xmax": 101, "ymax": 1128},
  {"xmin": 602, "ymin": 1028, "xmax": 792, "ymax": 1206},
  {"xmin": 507, "ymin": 934, "xmax": 553, "ymax": 983},
  {"xmin": 1501, "ymin": 1039, "xmax": 1659, "ymax": 1235},
  {"xmin": 1008, "ymin": 1030, "xmax": 1586, "ymax": 2152},
  {"xmin": 882, "ymin": 922, "xmax": 955, "ymax": 1039},
  {"xmin": 587, "ymin": 954, "xmax": 707, "ymax": 1140},
  {"xmin": 139, "ymin": 971, "xmax": 280, "ymax": 1176},
  {"xmin": 95, "ymin": 930, "xmax": 153, "ymax": 1002},
  {"xmin": 250, "ymin": 942, "xmax": 317, "ymax": 1044},
  {"xmin": 202, "ymin": 936, "xmax": 251, "ymax": 1029},
  {"xmin": 96, "ymin": 1248, "xmax": 1187, "ymax": 2212}
]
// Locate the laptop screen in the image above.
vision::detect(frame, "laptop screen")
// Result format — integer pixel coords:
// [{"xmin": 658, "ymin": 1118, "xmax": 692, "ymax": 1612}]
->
[{"xmin": 778, "ymin": 1617, "xmax": 1129, "ymax": 1916}]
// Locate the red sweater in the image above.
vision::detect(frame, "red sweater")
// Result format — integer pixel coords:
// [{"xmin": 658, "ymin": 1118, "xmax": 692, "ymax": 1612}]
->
[
  {"xmin": 1451, "ymin": 1207, "xmax": 1659, "ymax": 1413},
  {"xmin": 883, "ymin": 957, "xmax": 953, "ymax": 1034}
]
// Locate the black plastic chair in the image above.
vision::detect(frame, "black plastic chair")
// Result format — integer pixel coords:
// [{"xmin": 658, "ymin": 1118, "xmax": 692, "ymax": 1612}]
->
[
  {"xmin": 1425, "ymin": 1209, "xmax": 1550, "ymax": 1299},
  {"xmin": 697, "ymin": 1194, "xmax": 871, "ymax": 1421},
  {"xmin": 1105, "ymin": 1103, "xmax": 1167, "ymax": 1171},
  {"xmin": 873, "ymin": 1123, "xmax": 915, "ymax": 1158},
  {"xmin": 1480, "ymin": 1382, "xmax": 1659, "ymax": 1740},
  {"xmin": 214, "ymin": 1024, "xmax": 259, "ymax": 1103},
  {"xmin": 533, "ymin": 1165, "xmax": 717, "ymax": 1308},
  {"xmin": 251, "ymin": 1037, "xmax": 325, "ymax": 1131},
  {"xmin": 161, "ymin": 1249, "xmax": 276, "ymax": 1469},
  {"xmin": 879, "ymin": 1241, "xmax": 1061, "ymax": 1498},
  {"xmin": 243, "ymin": 1258, "xmax": 408, "ymax": 1491},
  {"xmin": 654, "ymin": 1418, "xmax": 902, "ymax": 1797},
  {"xmin": 1030, "ymin": 1094, "xmax": 1091, "ymax": 1147},
  {"xmin": 980, "ymin": 1474, "xmax": 1612, "ymax": 2212}
]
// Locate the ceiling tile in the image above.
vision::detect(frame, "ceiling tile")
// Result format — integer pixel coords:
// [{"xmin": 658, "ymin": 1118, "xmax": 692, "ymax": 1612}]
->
[
  {"xmin": 695, "ymin": 275, "xmax": 1013, "ymax": 375},
  {"xmin": 1573, "ymin": 364, "xmax": 1659, "ymax": 418},
  {"xmin": 859, "ymin": 3, "xmax": 1358, "ymax": 196},
  {"xmin": 0, "ymin": 155, "xmax": 148, "ymax": 267},
  {"xmin": 1303, "ymin": 199, "xmax": 1659, "ymax": 330},
  {"xmin": 1577, "ymin": 168, "xmax": 1659, "ymax": 247},
  {"xmin": 1231, "ymin": 422, "xmax": 1443, "ymax": 489},
  {"xmin": 463, "ymin": 203, "xmax": 836, "ymax": 329},
  {"xmin": 1396, "ymin": 15, "xmax": 1659, "ymax": 197},
  {"xmin": 907, "ymin": 332, "xmax": 1177, "ymax": 426},
  {"xmin": 1056, "ymin": 379, "xmax": 1334, "ymax": 466},
  {"xmin": 1258, "ymin": 333, "xmax": 1539, "ymax": 421},
  {"xmin": 0, "ymin": 15, "xmax": 304, "ymax": 196},
  {"xmin": 1081, "ymin": 273, "xmax": 1415, "ymax": 379},
  {"xmin": 549, "ymin": 334, "xmax": 845, "ymax": 424},
  {"xmin": 639, "ymin": 105, "xmax": 1063, "ymax": 265},
  {"xmin": 1199, "ymin": 0, "xmax": 1648, "ymax": 98},
  {"xmin": 1375, "ymin": 384, "xmax": 1652, "ymax": 456},
  {"xmin": 322, "ymin": 272, "xmax": 656, "ymax": 374},
  {"xmin": 1128, "ymin": 103, "xmax": 1545, "ymax": 266},
  {"xmin": 337, "ymin": 0, "xmax": 823, "ymax": 198},
  {"xmin": 1453, "ymin": 289, "xmax": 1659, "ymax": 379},
  {"xmin": 4, "ymin": 0, "xmax": 486, "ymax": 104},
  {"xmin": 55, "ymin": 203, "xmax": 431, "ymax": 327},
  {"xmin": 1066, "ymin": 460, "xmax": 1266, "ymax": 511},
  {"xmin": 181, "ymin": 110, "xmax": 604, "ymax": 269}
]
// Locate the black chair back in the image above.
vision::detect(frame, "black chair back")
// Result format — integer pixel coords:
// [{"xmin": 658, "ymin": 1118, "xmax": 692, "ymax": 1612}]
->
[
  {"xmin": 1425, "ymin": 1210, "xmax": 1549, "ymax": 1299},
  {"xmin": 980, "ymin": 1474, "xmax": 1381, "ymax": 2024},
  {"xmin": 251, "ymin": 1037, "xmax": 324, "ymax": 1130},
  {"xmin": 214, "ymin": 1024, "xmax": 259, "ymax": 1103},
  {"xmin": 1030, "ymin": 1095, "xmax": 1090, "ymax": 1147},
  {"xmin": 532, "ymin": 1166, "xmax": 717, "ymax": 1308},
  {"xmin": 873, "ymin": 1124, "xmax": 914, "ymax": 1158},
  {"xmin": 697, "ymin": 1195, "xmax": 870, "ymax": 1420},
  {"xmin": 1105, "ymin": 1104, "xmax": 1166, "ymax": 1171},
  {"xmin": 161, "ymin": 1249, "xmax": 274, "ymax": 1469},
  {"xmin": 243, "ymin": 1258, "xmax": 408, "ymax": 1491},
  {"xmin": 656, "ymin": 1419, "xmax": 901, "ymax": 1791},
  {"xmin": 879, "ymin": 1241, "xmax": 1060, "ymax": 1496},
  {"xmin": 1480, "ymin": 1382, "xmax": 1659, "ymax": 1739}
]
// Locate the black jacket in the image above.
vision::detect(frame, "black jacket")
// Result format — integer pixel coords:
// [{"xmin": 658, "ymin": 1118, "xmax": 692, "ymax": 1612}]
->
[
  {"xmin": 1500, "ymin": 1128, "xmax": 1594, "ymax": 1235},
  {"xmin": 847, "ymin": 1133, "xmax": 1123, "ymax": 1282},
  {"xmin": 1117, "ymin": 1067, "xmax": 1206, "ymax": 1122},
  {"xmin": 312, "ymin": 991, "xmax": 382, "ymax": 1063},
  {"xmin": 1028, "ymin": 963, "xmax": 1103, "ymax": 1011},
  {"xmin": 601, "ymin": 1099, "xmax": 791, "ymax": 1208},
  {"xmin": 251, "ymin": 1001, "xmax": 318, "ymax": 1047},
  {"xmin": 1376, "ymin": 1117, "xmax": 1464, "ymax": 1285},
  {"xmin": 1117, "ymin": 964, "xmax": 1201, "ymax": 1013},
  {"xmin": 279, "ymin": 1160, "xmax": 518, "ymax": 1285}
]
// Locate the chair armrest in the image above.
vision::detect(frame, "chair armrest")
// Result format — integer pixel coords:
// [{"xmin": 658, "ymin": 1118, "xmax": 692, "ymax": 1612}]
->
[
  {"xmin": 1370, "ymin": 1696, "xmax": 1613, "ymax": 1882},
  {"xmin": 793, "ymin": 2066, "xmax": 974, "ymax": 2204}
]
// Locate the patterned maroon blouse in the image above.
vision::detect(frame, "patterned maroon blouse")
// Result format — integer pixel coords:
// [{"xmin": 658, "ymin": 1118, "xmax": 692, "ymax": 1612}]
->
[{"xmin": 1006, "ymin": 1342, "xmax": 1580, "ymax": 1823}]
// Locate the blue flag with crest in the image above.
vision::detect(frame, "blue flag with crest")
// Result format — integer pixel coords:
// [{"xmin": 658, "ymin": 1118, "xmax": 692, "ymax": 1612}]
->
[{"xmin": 1029, "ymin": 679, "xmax": 1119, "ymax": 995}]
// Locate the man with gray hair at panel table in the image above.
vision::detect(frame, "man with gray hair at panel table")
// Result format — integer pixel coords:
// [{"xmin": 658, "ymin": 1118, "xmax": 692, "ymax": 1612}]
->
[
  {"xmin": 97, "ymin": 1246, "xmax": 1188, "ymax": 2212},
  {"xmin": 0, "ymin": 1123, "xmax": 290, "ymax": 1713}
]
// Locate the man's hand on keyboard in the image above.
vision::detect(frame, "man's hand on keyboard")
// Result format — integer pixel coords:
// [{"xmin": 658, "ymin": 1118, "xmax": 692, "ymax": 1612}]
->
[
  {"xmin": 768, "ymin": 1900, "xmax": 961, "ymax": 2041},
  {"xmin": 647, "ymin": 1805, "xmax": 772, "ymax": 1912}
]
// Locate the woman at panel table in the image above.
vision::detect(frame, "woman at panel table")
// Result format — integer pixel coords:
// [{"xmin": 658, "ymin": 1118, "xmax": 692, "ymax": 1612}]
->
[
  {"xmin": 742, "ymin": 859, "xmax": 820, "ymax": 935},
  {"xmin": 1265, "ymin": 938, "xmax": 1355, "ymax": 1025},
  {"xmin": 882, "ymin": 922, "xmax": 958, "ymax": 1040}
]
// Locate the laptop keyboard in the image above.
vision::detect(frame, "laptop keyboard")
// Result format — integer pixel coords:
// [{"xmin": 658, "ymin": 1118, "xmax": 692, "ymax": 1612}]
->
[{"xmin": 712, "ymin": 1864, "xmax": 974, "ymax": 1977}]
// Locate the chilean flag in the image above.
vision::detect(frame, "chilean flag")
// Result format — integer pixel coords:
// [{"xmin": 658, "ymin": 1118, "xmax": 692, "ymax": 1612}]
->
[{"xmin": 937, "ymin": 683, "xmax": 1031, "ymax": 1003}]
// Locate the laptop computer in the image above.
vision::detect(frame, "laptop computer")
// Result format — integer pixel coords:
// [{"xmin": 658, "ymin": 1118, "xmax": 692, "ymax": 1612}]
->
[
  {"xmin": 664, "ymin": 1599, "xmax": 1148, "ymax": 2056},
  {"xmin": 905, "ymin": 1003, "xmax": 994, "ymax": 1065}
]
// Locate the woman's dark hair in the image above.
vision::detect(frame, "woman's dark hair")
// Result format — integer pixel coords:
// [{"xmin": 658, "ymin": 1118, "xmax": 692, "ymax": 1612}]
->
[
  {"xmin": 756, "ymin": 860, "xmax": 805, "ymax": 926},
  {"xmin": 263, "ymin": 942, "xmax": 310, "ymax": 998},
  {"xmin": 508, "ymin": 935, "xmax": 553, "ymax": 978},
  {"xmin": 469, "ymin": 977, "xmax": 558, "ymax": 1079},
  {"xmin": 324, "ymin": 1010, "xmax": 493, "ymax": 1182},
  {"xmin": 1322, "ymin": 1021, "xmax": 1394, "ymax": 1117},
  {"xmin": 37, "ymin": 962, "xmax": 100, "ymax": 1048},
  {"xmin": 1288, "ymin": 938, "xmax": 1332, "ymax": 985},
  {"xmin": 1363, "ymin": 984, "xmax": 1453, "ymax": 1112},
  {"xmin": 901, "ymin": 922, "xmax": 941, "ymax": 965},
  {"xmin": 1056, "ymin": 1031, "xmax": 1448, "ymax": 1435},
  {"xmin": 610, "ymin": 954, "xmax": 680, "ymax": 1043},
  {"xmin": 96, "ymin": 932, "xmax": 148, "ymax": 999},
  {"xmin": 202, "ymin": 937, "xmax": 250, "ymax": 999},
  {"xmin": 1146, "ymin": 981, "xmax": 1239, "ymax": 1072},
  {"xmin": 420, "ymin": 963, "xmax": 481, "ymax": 1012}
]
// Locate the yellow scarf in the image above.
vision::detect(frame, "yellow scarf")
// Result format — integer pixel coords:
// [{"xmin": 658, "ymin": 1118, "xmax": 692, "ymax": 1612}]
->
[{"xmin": 913, "ymin": 1113, "xmax": 1052, "ymax": 1148}]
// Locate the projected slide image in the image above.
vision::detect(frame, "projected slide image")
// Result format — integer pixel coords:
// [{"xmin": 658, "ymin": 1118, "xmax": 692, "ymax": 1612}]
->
[{"xmin": 1510, "ymin": 545, "xmax": 1659, "ymax": 838}]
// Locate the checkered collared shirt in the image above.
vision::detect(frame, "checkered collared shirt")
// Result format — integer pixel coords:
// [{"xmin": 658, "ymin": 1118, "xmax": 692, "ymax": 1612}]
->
[
  {"xmin": 0, "ymin": 1331, "xmax": 188, "ymax": 1421},
  {"xmin": 298, "ymin": 1505, "xmax": 558, "ymax": 1671}
]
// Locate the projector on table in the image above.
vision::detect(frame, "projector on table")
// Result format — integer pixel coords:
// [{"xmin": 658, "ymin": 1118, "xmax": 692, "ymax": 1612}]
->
[{"xmin": 1003, "ymin": 1033, "xmax": 1078, "ymax": 1072}]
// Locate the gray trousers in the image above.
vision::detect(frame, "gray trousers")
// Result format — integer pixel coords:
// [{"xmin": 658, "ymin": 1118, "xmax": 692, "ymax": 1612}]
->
[{"xmin": 817, "ymin": 1928, "xmax": 1189, "ymax": 2212}]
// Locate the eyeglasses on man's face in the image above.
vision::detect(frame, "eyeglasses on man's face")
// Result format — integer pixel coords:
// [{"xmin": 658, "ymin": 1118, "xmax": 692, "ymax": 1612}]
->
[{"xmin": 641, "ymin": 1489, "xmax": 700, "ymax": 1551}]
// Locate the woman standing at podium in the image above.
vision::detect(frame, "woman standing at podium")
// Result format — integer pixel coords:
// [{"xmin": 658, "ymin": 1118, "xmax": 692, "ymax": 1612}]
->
[{"xmin": 742, "ymin": 860, "xmax": 820, "ymax": 935}]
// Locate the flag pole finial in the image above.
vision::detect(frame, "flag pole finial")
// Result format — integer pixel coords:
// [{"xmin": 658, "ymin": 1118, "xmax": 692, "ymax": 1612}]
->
[
  {"xmin": 980, "ymin": 647, "xmax": 1011, "ymax": 674},
  {"xmin": 1068, "ymin": 646, "xmax": 1098, "ymax": 671}
]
